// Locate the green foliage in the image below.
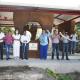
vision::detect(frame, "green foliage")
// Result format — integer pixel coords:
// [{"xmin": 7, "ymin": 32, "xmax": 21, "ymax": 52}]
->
[
  {"xmin": 3, "ymin": 27, "xmax": 11, "ymax": 33},
  {"xmin": 76, "ymin": 23, "xmax": 80, "ymax": 30},
  {"xmin": 46, "ymin": 68, "xmax": 59, "ymax": 79},
  {"xmin": 0, "ymin": 27, "xmax": 15, "ymax": 34},
  {"xmin": 46, "ymin": 68, "xmax": 72, "ymax": 80},
  {"xmin": 58, "ymin": 74, "xmax": 72, "ymax": 80},
  {"xmin": 76, "ymin": 23, "xmax": 80, "ymax": 35}
]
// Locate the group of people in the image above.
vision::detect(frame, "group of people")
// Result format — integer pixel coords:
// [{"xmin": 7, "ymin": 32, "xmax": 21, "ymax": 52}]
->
[
  {"xmin": 0, "ymin": 29, "xmax": 31, "ymax": 60},
  {"xmin": 0, "ymin": 28, "xmax": 78, "ymax": 60},
  {"xmin": 39, "ymin": 29, "xmax": 78, "ymax": 60}
]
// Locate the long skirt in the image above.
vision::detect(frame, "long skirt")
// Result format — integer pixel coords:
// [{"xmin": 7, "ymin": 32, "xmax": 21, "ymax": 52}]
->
[{"xmin": 13, "ymin": 42, "xmax": 20, "ymax": 58}]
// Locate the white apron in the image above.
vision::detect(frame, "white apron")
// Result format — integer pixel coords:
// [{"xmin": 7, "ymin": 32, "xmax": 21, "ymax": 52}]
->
[{"xmin": 13, "ymin": 34, "xmax": 20, "ymax": 58}]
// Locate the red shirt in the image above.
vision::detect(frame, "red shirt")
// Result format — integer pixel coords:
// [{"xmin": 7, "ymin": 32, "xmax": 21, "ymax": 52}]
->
[{"xmin": 4, "ymin": 34, "xmax": 13, "ymax": 44}]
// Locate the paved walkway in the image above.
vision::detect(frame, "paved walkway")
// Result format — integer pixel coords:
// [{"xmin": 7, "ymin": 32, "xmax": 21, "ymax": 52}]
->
[{"xmin": 0, "ymin": 56, "xmax": 80, "ymax": 73}]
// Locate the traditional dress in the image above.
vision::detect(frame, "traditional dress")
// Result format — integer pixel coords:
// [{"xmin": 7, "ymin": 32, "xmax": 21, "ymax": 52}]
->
[{"xmin": 13, "ymin": 34, "xmax": 20, "ymax": 58}]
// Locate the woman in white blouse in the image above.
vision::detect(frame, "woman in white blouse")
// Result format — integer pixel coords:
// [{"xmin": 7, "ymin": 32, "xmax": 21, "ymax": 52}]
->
[{"xmin": 13, "ymin": 29, "xmax": 20, "ymax": 59}]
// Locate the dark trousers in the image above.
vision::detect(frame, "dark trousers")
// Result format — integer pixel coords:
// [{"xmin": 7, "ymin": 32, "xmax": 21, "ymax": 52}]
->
[
  {"xmin": 70, "ymin": 41, "xmax": 76, "ymax": 54},
  {"xmin": 62, "ymin": 43, "xmax": 69, "ymax": 59},
  {"xmin": 0, "ymin": 42, "xmax": 3, "ymax": 59},
  {"xmin": 21, "ymin": 43, "xmax": 29, "ymax": 59},
  {"xmin": 52, "ymin": 43, "xmax": 59, "ymax": 59},
  {"xmin": 40, "ymin": 45, "xmax": 48, "ymax": 59}
]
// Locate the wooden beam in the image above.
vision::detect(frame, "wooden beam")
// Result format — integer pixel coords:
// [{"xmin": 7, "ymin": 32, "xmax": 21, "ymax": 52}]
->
[
  {"xmin": 54, "ymin": 14, "xmax": 61, "ymax": 18},
  {"xmin": 69, "ymin": 16, "xmax": 80, "ymax": 21},
  {"xmin": 75, "ymin": 22, "xmax": 80, "ymax": 24},
  {"xmin": 56, "ymin": 17, "xmax": 66, "ymax": 21},
  {"xmin": 0, "ymin": 19, "xmax": 13, "ymax": 21}
]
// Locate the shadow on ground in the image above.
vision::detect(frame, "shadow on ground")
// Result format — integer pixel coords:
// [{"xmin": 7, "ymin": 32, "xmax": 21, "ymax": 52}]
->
[
  {"xmin": 0, "ymin": 66, "xmax": 80, "ymax": 80},
  {"xmin": 0, "ymin": 66, "xmax": 54, "ymax": 80}
]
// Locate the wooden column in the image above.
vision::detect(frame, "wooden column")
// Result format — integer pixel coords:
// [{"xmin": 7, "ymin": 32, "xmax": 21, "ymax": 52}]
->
[{"xmin": 71, "ymin": 20, "xmax": 75, "ymax": 33}]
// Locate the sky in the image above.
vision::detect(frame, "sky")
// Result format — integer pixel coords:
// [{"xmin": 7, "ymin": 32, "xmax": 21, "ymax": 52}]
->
[{"xmin": 0, "ymin": 0, "xmax": 80, "ymax": 10}]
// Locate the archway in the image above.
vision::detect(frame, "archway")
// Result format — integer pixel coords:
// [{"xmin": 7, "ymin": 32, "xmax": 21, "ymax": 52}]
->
[
  {"xmin": 23, "ymin": 22, "xmax": 42, "ymax": 41},
  {"xmin": 13, "ymin": 11, "xmax": 53, "ymax": 34}
]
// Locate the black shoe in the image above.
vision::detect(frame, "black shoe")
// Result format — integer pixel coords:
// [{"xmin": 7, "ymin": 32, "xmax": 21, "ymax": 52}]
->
[
  {"xmin": 24, "ymin": 57, "xmax": 28, "ymax": 60},
  {"xmin": 57, "ymin": 58, "xmax": 60, "ymax": 60},
  {"xmin": 6, "ymin": 58, "xmax": 9, "ymax": 60},
  {"xmin": 61, "ymin": 57, "xmax": 64, "ymax": 60},
  {"xmin": 61, "ymin": 58, "xmax": 64, "ymax": 60},
  {"xmin": 51, "ymin": 58, "xmax": 54, "ymax": 60},
  {"xmin": 66, "ymin": 58, "xmax": 70, "ymax": 60},
  {"xmin": 0, "ymin": 58, "xmax": 3, "ymax": 60},
  {"xmin": 6, "ymin": 57, "xmax": 11, "ymax": 60},
  {"xmin": 21, "ymin": 58, "xmax": 24, "ymax": 60},
  {"xmin": 8, "ymin": 58, "xmax": 11, "ymax": 59}
]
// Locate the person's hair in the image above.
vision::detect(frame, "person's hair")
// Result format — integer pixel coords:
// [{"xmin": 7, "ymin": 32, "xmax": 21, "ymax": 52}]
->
[
  {"xmin": 0, "ymin": 28, "xmax": 1, "ymax": 31},
  {"xmin": 6, "ymin": 30, "xmax": 11, "ymax": 34},
  {"xmin": 54, "ymin": 30, "xmax": 57, "ymax": 33},
  {"xmin": 15, "ymin": 29, "xmax": 19, "ymax": 32},
  {"xmin": 53, "ymin": 24, "xmax": 55, "ymax": 27},
  {"xmin": 23, "ymin": 30, "xmax": 26, "ymax": 34},
  {"xmin": 42, "ymin": 28, "xmax": 45, "ymax": 31},
  {"xmin": 42, "ymin": 29, "xmax": 45, "ymax": 31},
  {"xmin": 73, "ymin": 31, "xmax": 76, "ymax": 34},
  {"xmin": 65, "ymin": 32, "xmax": 68, "ymax": 34}
]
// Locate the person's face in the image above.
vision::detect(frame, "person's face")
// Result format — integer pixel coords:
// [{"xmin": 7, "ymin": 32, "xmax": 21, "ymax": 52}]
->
[
  {"xmin": 16, "ymin": 30, "xmax": 19, "ymax": 34},
  {"xmin": 24, "ymin": 31, "xmax": 26, "ymax": 35},
  {"xmin": 65, "ymin": 32, "xmax": 68, "ymax": 36},
  {"xmin": 65, "ymin": 33, "xmax": 67, "ymax": 36},
  {"xmin": 73, "ymin": 32, "xmax": 75, "ymax": 35},
  {"xmin": 42, "ymin": 30, "xmax": 45, "ymax": 34},
  {"xmin": 54, "ymin": 30, "xmax": 58, "ymax": 35},
  {"xmin": 26, "ymin": 30, "xmax": 28, "ymax": 35},
  {"xmin": 8, "ymin": 31, "xmax": 11, "ymax": 35}
]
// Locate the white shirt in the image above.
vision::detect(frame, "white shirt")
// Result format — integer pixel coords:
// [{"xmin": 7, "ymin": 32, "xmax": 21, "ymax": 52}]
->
[
  {"xmin": 21, "ymin": 31, "xmax": 31, "ymax": 44},
  {"xmin": 26, "ymin": 31, "xmax": 32, "ymax": 39},
  {"xmin": 63, "ymin": 35, "xmax": 69, "ymax": 43},
  {"xmin": 71, "ymin": 34, "xmax": 77, "ymax": 42},
  {"xmin": 0, "ymin": 32, "xmax": 5, "ymax": 42},
  {"xmin": 60, "ymin": 32, "xmax": 71, "ymax": 43}
]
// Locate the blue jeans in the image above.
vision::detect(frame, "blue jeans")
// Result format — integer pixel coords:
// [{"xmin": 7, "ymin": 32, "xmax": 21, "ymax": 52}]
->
[
  {"xmin": 72, "ymin": 41, "xmax": 76, "ymax": 50},
  {"xmin": 70, "ymin": 41, "xmax": 76, "ymax": 54},
  {"xmin": 52, "ymin": 43, "xmax": 59, "ymax": 59},
  {"xmin": 40, "ymin": 45, "xmax": 48, "ymax": 59},
  {"xmin": 63, "ymin": 43, "xmax": 68, "ymax": 53},
  {"xmin": 62, "ymin": 43, "xmax": 69, "ymax": 59},
  {"xmin": 5, "ymin": 44, "xmax": 12, "ymax": 59},
  {"xmin": 21, "ymin": 43, "xmax": 29, "ymax": 59}
]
